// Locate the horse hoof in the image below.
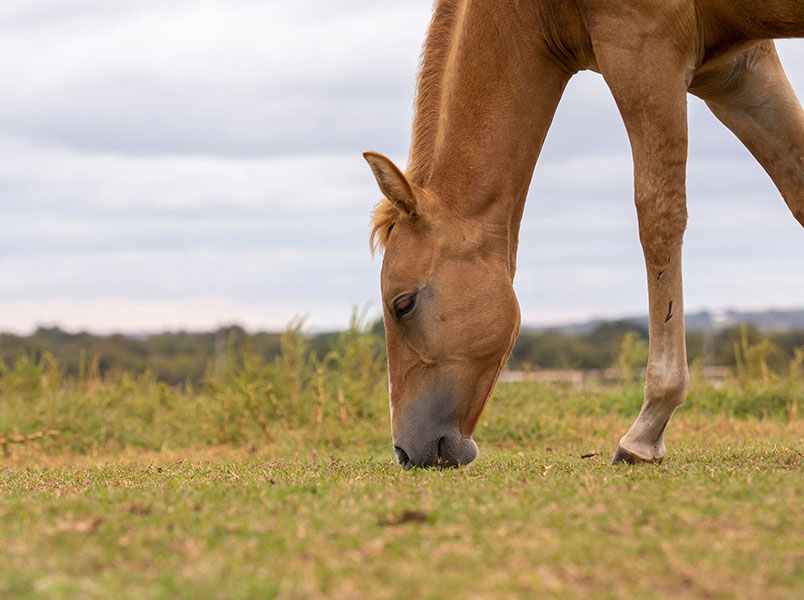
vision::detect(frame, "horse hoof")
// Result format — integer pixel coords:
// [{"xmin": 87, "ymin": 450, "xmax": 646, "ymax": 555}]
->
[{"xmin": 610, "ymin": 445, "xmax": 662, "ymax": 465}]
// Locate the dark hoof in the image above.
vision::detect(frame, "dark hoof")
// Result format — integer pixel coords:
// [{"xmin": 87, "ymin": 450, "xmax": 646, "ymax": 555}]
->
[{"xmin": 611, "ymin": 445, "xmax": 662, "ymax": 465}]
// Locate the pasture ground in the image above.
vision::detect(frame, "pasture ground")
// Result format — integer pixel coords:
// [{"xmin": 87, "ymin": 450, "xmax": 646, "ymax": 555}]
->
[{"xmin": 2, "ymin": 379, "xmax": 803, "ymax": 600}]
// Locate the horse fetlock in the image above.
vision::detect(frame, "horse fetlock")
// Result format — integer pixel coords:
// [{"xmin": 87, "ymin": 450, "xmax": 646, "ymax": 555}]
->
[
  {"xmin": 612, "ymin": 373, "xmax": 684, "ymax": 465},
  {"xmin": 614, "ymin": 418, "xmax": 669, "ymax": 464},
  {"xmin": 644, "ymin": 370, "xmax": 689, "ymax": 410},
  {"xmin": 611, "ymin": 437, "xmax": 666, "ymax": 465}
]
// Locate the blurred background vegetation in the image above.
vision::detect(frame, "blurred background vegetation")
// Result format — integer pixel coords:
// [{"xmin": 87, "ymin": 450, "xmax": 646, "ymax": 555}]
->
[
  {"xmin": 2, "ymin": 313, "xmax": 804, "ymax": 385},
  {"xmin": 0, "ymin": 310, "xmax": 802, "ymax": 457}
]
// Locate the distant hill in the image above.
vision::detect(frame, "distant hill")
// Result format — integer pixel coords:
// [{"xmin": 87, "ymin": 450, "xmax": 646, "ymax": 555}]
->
[{"xmin": 524, "ymin": 308, "xmax": 804, "ymax": 335}]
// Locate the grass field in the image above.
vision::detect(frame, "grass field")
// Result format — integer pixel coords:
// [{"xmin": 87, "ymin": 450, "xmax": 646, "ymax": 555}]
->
[{"xmin": 1, "ymin": 329, "xmax": 803, "ymax": 599}]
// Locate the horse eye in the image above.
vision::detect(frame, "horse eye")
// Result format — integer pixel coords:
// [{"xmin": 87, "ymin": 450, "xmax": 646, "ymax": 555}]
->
[{"xmin": 393, "ymin": 293, "xmax": 417, "ymax": 319}]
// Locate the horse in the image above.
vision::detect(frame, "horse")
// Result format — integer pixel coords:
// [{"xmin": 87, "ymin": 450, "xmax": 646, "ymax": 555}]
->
[{"xmin": 363, "ymin": 0, "xmax": 804, "ymax": 468}]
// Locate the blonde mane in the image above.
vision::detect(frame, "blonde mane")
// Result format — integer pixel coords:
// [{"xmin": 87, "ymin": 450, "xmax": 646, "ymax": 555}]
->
[
  {"xmin": 370, "ymin": 0, "xmax": 461, "ymax": 253},
  {"xmin": 369, "ymin": 198, "xmax": 399, "ymax": 253}
]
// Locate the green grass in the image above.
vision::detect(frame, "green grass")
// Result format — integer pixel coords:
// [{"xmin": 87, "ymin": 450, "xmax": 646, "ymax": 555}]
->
[
  {"xmin": 1, "ymin": 380, "xmax": 803, "ymax": 599},
  {"xmin": 1, "ymin": 435, "xmax": 802, "ymax": 599},
  {"xmin": 1, "ymin": 326, "xmax": 803, "ymax": 599}
]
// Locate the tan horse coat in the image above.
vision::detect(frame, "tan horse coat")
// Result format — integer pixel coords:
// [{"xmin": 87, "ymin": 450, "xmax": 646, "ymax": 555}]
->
[{"xmin": 365, "ymin": 0, "xmax": 804, "ymax": 468}]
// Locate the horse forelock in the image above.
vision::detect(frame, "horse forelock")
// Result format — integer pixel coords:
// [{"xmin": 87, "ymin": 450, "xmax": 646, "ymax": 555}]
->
[{"xmin": 369, "ymin": 198, "xmax": 398, "ymax": 253}]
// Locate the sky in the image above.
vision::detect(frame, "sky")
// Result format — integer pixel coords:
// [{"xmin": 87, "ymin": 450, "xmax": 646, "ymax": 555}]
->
[{"xmin": 0, "ymin": 1, "xmax": 803, "ymax": 335}]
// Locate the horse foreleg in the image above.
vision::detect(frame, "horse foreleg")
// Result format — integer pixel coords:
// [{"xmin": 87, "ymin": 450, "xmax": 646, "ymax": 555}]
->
[
  {"xmin": 693, "ymin": 40, "xmax": 804, "ymax": 227},
  {"xmin": 592, "ymin": 31, "xmax": 694, "ymax": 464}
]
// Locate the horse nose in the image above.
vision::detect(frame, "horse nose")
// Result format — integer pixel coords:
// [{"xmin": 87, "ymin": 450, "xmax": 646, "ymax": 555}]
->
[{"xmin": 393, "ymin": 435, "xmax": 478, "ymax": 469}]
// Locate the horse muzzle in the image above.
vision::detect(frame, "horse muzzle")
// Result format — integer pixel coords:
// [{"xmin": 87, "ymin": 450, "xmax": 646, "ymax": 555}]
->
[{"xmin": 393, "ymin": 433, "xmax": 478, "ymax": 469}]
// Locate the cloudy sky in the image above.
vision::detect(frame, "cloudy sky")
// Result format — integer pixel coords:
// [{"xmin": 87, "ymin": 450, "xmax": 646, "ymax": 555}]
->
[{"xmin": 1, "ymin": 1, "xmax": 803, "ymax": 334}]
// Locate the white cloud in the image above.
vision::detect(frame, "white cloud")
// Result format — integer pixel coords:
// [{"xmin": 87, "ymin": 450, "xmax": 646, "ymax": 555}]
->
[
  {"xmin": 0, "ymin": 138, "xmax": 383, "ymax": 329},
  {"xmin": 0, "ymin": 3, "xmax": 802, "ymax": 333},
  {"xmin": 0, "ymin": 1, "xmax": 429, "ymax": 157}
]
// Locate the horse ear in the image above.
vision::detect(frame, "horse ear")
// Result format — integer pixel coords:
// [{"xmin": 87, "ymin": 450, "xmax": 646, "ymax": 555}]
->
[{"xmin": 363, "ymin": 151, "xmax": 418, "ymax": 216}]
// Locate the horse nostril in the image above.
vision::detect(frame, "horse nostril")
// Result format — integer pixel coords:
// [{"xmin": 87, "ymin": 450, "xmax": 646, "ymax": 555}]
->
[
  {"xmin": 393, "ymin": 445, "xmax": 412, "ymax": 469},
  {"xmin": 437, "ymin": 436, "xmax": 458, "ymax": 468}
]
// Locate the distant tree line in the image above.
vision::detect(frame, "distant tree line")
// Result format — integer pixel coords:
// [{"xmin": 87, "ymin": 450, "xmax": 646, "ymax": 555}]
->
[
  {"xmin": 1, "ymin": 319, "xmax": 803, "ymax": 385},
  {"xmin": 511, "ymin": 321, "xmax": 804, "ymax": 373}
]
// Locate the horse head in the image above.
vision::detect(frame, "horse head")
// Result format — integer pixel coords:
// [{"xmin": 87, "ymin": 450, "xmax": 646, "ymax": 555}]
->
[{"xmin": 364, "ymin": 151, "xmax": 520, "ymax": 468}]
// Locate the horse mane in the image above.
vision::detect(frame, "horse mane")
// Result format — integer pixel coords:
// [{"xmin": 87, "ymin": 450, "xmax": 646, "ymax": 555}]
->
[{"xmin": 370, "ymin": 0, "xmax": 461, "ymax": 253}]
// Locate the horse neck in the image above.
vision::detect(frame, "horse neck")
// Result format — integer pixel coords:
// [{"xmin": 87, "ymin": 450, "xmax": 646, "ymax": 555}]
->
[{"xmin": 406, "ymin": 0, "xmax": 571, "ymax": 274}]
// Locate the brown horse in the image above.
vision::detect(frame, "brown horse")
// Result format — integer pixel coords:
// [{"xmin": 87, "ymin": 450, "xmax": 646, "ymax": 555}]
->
[{"xmin": 364, "ymin": 0, "xmax": 804, "ymax": 468}]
